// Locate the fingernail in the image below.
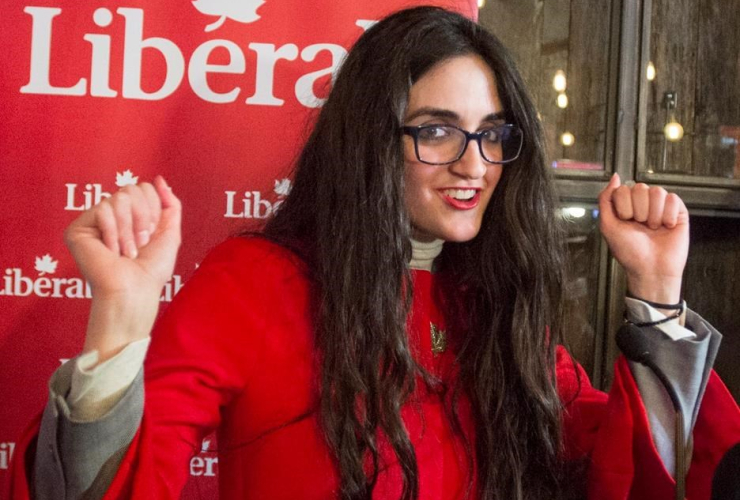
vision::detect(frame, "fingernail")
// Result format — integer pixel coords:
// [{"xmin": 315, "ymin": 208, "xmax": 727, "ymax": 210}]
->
[
  {"xmin": 125, "ymin": 241, "xmax": 138, "ymax": 259},
  {"xmin": 137, "ymin": 230, "xmax": 150, "ymax": 247}
]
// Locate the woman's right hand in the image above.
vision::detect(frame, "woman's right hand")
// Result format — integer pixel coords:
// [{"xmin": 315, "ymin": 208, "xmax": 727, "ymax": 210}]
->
[{"xmin": 64, "ymin": 176, "xmax": 182, "ymax": 363}]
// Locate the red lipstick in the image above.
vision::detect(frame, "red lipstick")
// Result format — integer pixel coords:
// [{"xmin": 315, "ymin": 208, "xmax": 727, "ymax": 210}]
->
[{"xmin": 439, "ymin": 190, "xmax": 481, "ymax": 210}]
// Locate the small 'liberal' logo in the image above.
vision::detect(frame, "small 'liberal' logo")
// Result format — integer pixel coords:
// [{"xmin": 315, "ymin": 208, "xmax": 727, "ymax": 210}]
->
[{"xmin": 224, "ymin": 178, "xmax": 291, "ymax": 219}]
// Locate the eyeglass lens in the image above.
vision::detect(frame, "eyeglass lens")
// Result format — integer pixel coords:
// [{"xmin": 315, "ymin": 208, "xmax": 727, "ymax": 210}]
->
[{"xmin": 415, "ymin": 125, "xmax": 522, "ymax": 164}]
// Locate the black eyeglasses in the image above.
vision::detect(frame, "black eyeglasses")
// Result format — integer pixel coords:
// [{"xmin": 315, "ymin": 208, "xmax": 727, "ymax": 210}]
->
[{"xmin": 402, "ymin": 123, "xmax": 523, "ymax": 165}]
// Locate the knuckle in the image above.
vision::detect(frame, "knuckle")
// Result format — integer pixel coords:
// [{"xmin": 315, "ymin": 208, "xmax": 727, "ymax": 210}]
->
[
  {"xmin": 63, "ymin": 226, "xmax": 74, "ymax": 246},
  {"xmin": 96, "ymin": 199, "xmax": 112, "ymax": 215},
  {"xmin": 615, "ymin": 206, "xmax": 631, "ymax": 218},
  {"xmin": 113, "ymin": 191, "xmax": 131, "ymax": 205},
  {"xmin": 120, "ymin": 184, "xmax": 139, "ymax": 196}
]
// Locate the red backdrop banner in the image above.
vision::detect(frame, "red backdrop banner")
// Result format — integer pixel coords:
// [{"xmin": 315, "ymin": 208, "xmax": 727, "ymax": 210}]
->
[{"xmin": 0, "ymin": 0, "xmax": 477, "ymax": 496}]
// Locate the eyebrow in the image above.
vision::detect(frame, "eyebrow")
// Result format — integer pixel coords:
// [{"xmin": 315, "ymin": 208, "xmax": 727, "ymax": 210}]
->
[{"xmin": 405, "ymin": 107, "xmax": 506, "ymax": 123}]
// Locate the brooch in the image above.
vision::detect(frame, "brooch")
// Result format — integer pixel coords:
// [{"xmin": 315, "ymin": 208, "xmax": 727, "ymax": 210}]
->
[{"xmin": 430, "ymin": 322, "xmax": 447, "ymax": 356}]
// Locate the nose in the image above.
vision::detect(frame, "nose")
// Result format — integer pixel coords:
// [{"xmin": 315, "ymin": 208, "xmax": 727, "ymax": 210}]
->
[{"xmin": 449, "ymin": 137, "xmax": 488, "ymax": 179}]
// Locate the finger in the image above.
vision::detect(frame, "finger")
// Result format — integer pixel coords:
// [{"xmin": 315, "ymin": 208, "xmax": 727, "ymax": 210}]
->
[
  {"xmin": 94, "ymin": 201, "xmax": 120, "ymax": 254},
  {"xmin": 612, "ymin": 185, "xmax": 634, "ymax": 220},
  {"xmin": 121, "ymin": 186, "xmax": 153, "ymax": 249},
  {"xmin": 110, "ymin": 192, "xmax": 138, "ymax": 259},
  {"xmin": 647, "ymin": 186, "xmax": 667, "ymax": 230},
  {"xmin": 676, "ymin": 194, "xmax": 689, "ymax": 225},
  {"xmin": 139, "ymin": 182, "xmax": 162, "ymax": 234},
  {"xmin": 631, "ymin": 183, "xmax": 650, "ymax": 222},
  {"xmin": 662, "ymin": 193, "xmax": 680, "ymax": 228}
]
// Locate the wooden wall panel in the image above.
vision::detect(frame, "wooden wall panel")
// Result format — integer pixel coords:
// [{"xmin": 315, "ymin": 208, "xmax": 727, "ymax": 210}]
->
[
  {"xmin": 645, "ymin": 0, "xmax": 697, "ymax": 174},
  {"xmin": 645, "ymin": 0, "xmax": 740, "ymax": 178},
  {"xmin": 692, "ymin": 0, "xmax": 740, "ymax": 179}
]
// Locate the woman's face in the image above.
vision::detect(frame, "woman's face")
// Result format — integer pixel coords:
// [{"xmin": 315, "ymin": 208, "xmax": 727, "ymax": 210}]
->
[{"xmin": 403, "ymin": 54, "xmax": 506, "ymax": 243}]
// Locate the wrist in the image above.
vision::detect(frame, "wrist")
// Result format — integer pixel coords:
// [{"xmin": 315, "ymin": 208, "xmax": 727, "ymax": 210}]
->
[
  {"xmin": 82, "ymin": 291, "xmax": 160, "ymax": 364},
  {"xmin": 626, "ymin": 274, "xmax": 682, "ymax": 309}
]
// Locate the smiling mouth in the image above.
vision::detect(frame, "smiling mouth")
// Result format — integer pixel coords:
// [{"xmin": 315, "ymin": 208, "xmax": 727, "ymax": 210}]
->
[{"xmin": 440, "ymin": 188, "xmax": 481, "ymax": 209}]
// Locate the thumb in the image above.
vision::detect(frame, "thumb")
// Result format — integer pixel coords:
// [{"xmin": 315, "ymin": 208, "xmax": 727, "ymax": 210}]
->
[
  {"xmin": 137, "ymin": 176, "xmax": 182, "ymax": 274},
  {"xmin": 598, "ymin": 173, "xmax": 622, "ymax": 233},
  {"xmin": 153, "ymin": 176, "xmax": 182, "ymax": 237},
  {"xmin": 598, "ymin": 173, "xmax": 621, "ymax": 218}
]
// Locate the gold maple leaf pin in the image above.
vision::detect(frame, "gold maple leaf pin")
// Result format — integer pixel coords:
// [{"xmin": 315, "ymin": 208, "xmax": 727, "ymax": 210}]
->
[{"xmin": 430, "ymin": 323, "xmax": 447, "ymax": 356}]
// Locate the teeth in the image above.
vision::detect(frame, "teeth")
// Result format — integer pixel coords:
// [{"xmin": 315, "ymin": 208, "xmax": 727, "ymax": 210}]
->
[{"xmin": 442, "ymin": 189, "xmax": 476, "ymax": 200}]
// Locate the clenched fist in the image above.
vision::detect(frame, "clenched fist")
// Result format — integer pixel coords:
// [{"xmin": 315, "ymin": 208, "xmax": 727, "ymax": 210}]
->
[
  {"xmin": 598, "ymin": 173, "xmax": 689, "ymax": 306},
  {"xmin": 64, "ymin": 176, "xmax": 182, "ymax": 363}
]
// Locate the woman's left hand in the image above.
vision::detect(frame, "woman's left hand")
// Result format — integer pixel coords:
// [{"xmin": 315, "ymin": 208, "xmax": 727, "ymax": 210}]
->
[{"xmin": 598, "ymin": 173, "xmax": 689, "ymax": 305}]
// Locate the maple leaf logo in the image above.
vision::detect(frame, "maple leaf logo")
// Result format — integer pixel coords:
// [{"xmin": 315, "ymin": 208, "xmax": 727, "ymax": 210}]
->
[
  {"xmin": 201, "ymin": 439, "xmax": 211, "ymax": 452},
  {"xmin": 35, "ymin": 254, "xmax": 58, "ymax": 276},
  {"xmin": 274, "ymin": 178, "xmax": 292, "ymax": 197},
  {"xmin": 115, "ymin": 169, "xmax": 139, "ymax": 187},
  {"xmin": 192, "ymin": 0, "xmax": 265, "ymax": 32}
]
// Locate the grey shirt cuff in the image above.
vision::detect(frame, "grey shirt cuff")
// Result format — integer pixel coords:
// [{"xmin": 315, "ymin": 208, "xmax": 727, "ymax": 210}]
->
[
  {"xmin": 33, "ymin": 360, "xmax": 144, "ymax": 500},
  {"xmin": 628, "ymin": 308, "xmax": 721, "ymax": 477}
]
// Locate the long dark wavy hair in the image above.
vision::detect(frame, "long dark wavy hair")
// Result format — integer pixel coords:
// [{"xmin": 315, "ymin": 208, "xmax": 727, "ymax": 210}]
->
[{"xmin": 263, "ymin": 6, "xmax": 571, "ymax": 499}]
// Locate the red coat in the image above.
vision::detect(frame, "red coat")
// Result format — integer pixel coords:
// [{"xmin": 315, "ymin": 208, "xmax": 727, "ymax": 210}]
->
[{"xmin": 9, "ymin": 238, "xmax": 740, "ymax": 499}]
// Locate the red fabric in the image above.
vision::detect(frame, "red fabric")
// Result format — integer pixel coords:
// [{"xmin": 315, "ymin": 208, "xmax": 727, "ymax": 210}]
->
[{"xmin": 9, "ymin": 237, "xmax": 740, "ymax": 499}]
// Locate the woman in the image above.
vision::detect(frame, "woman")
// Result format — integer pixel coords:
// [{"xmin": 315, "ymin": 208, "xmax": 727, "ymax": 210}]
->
[{"xmin": 11, "ymin": 6, "xmax": 740, "ymax": 500}]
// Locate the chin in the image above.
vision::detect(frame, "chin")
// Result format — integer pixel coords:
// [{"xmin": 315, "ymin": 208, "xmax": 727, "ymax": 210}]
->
[
  {"xmin": 438, "ymin": 225, "xmax": 482, "ymax": 243},
  {"xmin": 411, "ymin": 217, "xmax": 484, "ymax": 243}
]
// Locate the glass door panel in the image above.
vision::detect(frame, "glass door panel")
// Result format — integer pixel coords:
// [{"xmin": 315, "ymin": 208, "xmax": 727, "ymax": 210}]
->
[{"xmin": 479, "ymin": 0, "xmax": 616, "ymax": 174}]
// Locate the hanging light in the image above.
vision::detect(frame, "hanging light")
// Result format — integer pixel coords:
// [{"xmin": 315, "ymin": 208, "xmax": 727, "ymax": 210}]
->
[
  {"xmin": 561, "ymin": 132, "xmax": 575, "ymax": 147},
  {"xmin": 662, "ymin": 91, "xmax": 684, "ymax": 142},
  {"xmin": 664, "ymin": 121, "xmax": 684, "ymax": 142},
  {"xmin": 478, "ymin": 0, "xmax": 486, "ymax": 8},
  {"xmin": 646, "ymin": 61, "xmax": 656, "ymax": 81},
  {"xmin": 553, "ymin": 70, "xmax": 567, "ymax": 92},
  {"xmin": 557, "ymin": 93, "xmax": 568, "ymax": 109}
]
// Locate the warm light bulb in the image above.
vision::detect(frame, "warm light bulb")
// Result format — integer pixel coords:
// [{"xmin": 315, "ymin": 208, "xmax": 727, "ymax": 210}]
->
[
  {"xmin": 478, "ymin": 0, "xmax": 486, "ymax": 7},
  {"xmin": 562, "ymin": 207, "xmax": 586, "ymax": 218},
  {"xmin": 663, "ymin": 121, "xmax": 684, "ymax": 142},
  {"xmin": 557, "ymin": 93, "xmax": 568, "ymax": 109},
  {"xmin": 560, "ymin": 132, "xmax": 575, "ymax": 147},
  {"xmin": 646, "ymin": 61, "xmax": 656, "ymax": 81},
  {"xmin": 553, "ymin": 70, "xmax": 567, "ymax": 92}
]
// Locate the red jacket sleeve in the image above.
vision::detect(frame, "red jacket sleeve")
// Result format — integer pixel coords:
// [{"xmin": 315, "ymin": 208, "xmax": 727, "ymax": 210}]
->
[
  {"xmin": 9, "ymin": 237, "xmax": 307, "ymax": 500},
  {"xmin": 556, "ymin": 346, "xmax": 740, "ymax": 499}
]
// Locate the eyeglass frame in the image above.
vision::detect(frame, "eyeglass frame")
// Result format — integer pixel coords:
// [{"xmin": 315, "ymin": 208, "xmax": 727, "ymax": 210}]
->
[{"xmin": 401, "ymin": 123, "xmax": 524, "ymax": 166}]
